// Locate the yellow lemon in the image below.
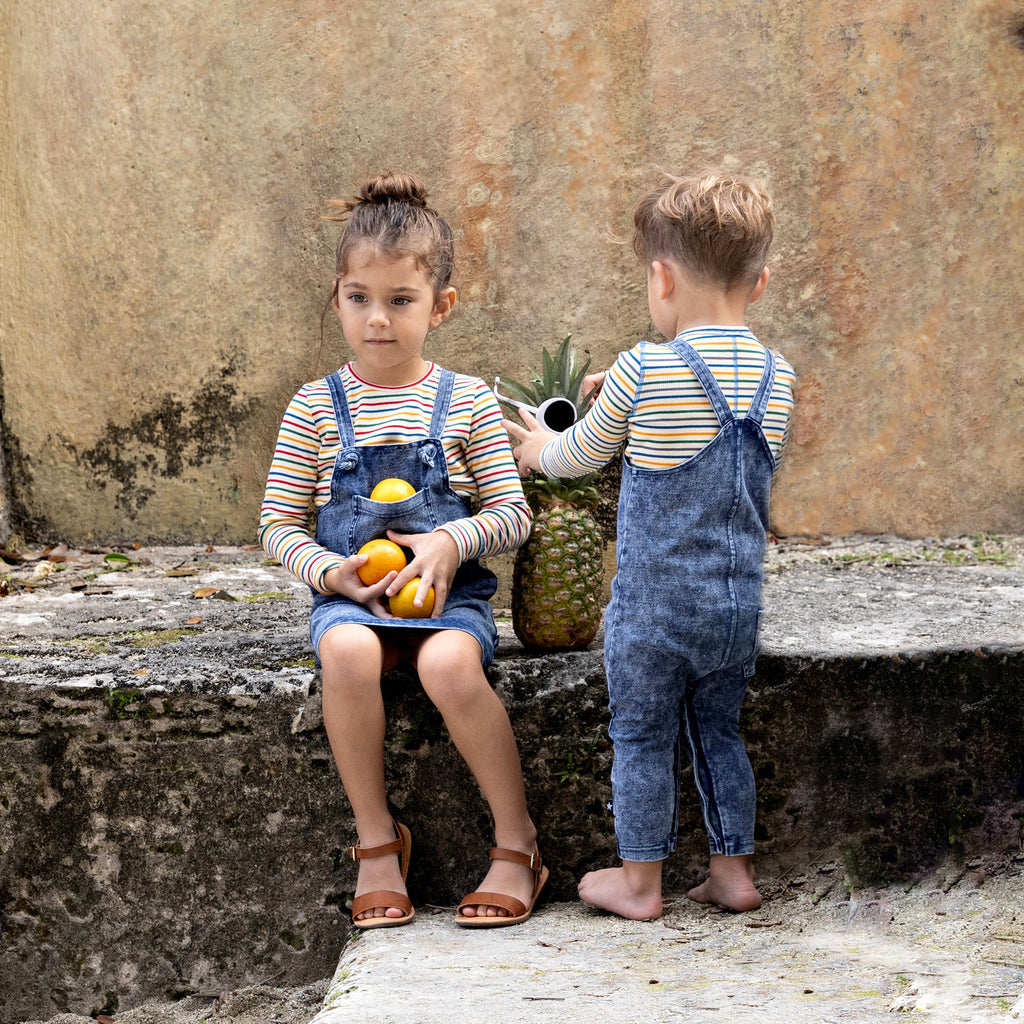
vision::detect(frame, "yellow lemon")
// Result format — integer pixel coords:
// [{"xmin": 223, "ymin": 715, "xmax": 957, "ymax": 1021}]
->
[
  {"xmin": 355, "ymin": 538, "xmax": 408, "ymax": 586},
  {"xmin": 389, "ymin": 578, "xmax": 435, "ymax": 619},
  {"xmin": 370, "ymin": 478, "xmax": 416, "ymax": 502}
]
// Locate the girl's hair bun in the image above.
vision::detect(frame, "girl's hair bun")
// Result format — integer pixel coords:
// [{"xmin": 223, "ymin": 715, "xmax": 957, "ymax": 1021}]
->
[
  {"xmin": 359, "ymin": 171, "xmax": 430, "ymax": 209},
  {"xmin": 325, "ymin": 172, "xmax": 431, "ymax": 221}
]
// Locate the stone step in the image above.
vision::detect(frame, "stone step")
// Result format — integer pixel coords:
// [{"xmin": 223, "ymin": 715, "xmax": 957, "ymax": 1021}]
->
[{"xmin": 2, "ymin": 537, "xmax": 1022, "ymax": 1022}]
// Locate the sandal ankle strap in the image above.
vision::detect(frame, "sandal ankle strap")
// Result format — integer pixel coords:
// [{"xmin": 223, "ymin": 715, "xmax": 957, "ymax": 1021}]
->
[
  {"xmin": 348, "ymin": 831, "xmax": 404, "ymax": 862},
  {"xmin": 489, "ymin": 846, "xmax": 542, "ymax": 873}
]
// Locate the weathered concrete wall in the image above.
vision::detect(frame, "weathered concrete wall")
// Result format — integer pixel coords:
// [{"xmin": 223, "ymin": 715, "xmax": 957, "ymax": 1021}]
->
[{"xmin": 0, "ymin": 2, "xmax": 1022, "ymax": 546}]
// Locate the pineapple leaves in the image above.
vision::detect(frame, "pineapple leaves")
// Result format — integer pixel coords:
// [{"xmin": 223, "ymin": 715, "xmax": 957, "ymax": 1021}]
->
[
  {"xmin": 501, "ymin": 334, "xmax": 600, "ymax": 510},
  {"xmin": 500, "ymin": 335, "xmax": 592, "ymax": 417}
]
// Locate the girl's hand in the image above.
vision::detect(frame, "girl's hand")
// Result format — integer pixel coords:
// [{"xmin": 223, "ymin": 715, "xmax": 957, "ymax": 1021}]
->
[
  {"xmin": 384, "ymin": 529, "xmax": 460, "ymax": 618},
  {"xmin": 502, "ymin": 407, "xmax": 558, "ymax": 477},
  {"xmin": 582, "ymin": 370, "xmax": 606, "ymax": 405},
  {"xmin": 322, "ymin": 558, "xmax": 396, "ymax": 619}
]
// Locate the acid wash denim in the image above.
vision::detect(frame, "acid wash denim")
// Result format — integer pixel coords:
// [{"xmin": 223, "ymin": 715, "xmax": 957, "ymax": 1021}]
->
[
  {"xmin": 603, "ymin": 337, "xmax": 777, "ymax": 861},
  {"xmin": 309, "ymin": 368, "xmax": 498, "ymax": 666}
]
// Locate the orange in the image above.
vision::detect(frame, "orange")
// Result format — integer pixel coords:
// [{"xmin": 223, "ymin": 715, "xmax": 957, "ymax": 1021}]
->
[
  {"xmin": 388, "ymin": 577, "xmax": 435, "ymax": 619},
  {"xmin": 370, "ymin": 477, "xmax": 416, "ymax": 502},
  {"xmin": 355, "ymin": 538, "xmax": 407, "ymax": 586}
]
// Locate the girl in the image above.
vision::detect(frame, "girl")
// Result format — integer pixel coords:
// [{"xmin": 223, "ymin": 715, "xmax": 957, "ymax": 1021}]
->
[{"xmin": 260, "ymin": 172, "xmax": 547, "ymax": 929}]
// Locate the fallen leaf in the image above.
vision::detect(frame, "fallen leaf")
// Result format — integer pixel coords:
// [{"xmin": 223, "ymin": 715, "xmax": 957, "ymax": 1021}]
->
[
  {"xmin": 183, "ymin": 616, "xmax": 202, "ymax": 625},
  {"xmin": 193, "ymin": 587, "xmax": 220, "ymax": 599},
  {"xmin": 165, "ymin": 568, "xmax": 198, "ymax": 577}
]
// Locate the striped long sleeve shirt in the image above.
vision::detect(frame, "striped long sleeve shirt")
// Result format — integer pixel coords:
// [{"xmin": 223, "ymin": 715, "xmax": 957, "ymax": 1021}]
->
[
  {"xmin": 539, "ymin": 327, "xmax": 796, "ymax": 478},
  {"xmin": 259, "ymin": 363, "xmax": 531, "ymax": 593}
]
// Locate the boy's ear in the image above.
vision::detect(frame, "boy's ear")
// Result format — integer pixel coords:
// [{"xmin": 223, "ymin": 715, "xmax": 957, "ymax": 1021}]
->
[
  {"xmin": 748, "ymin": 266, "xmax": 770, "ymax": 304},
  {"xmin": 430, "ymin": 287, "xmax": 457, "ymax": 328},
  {"xmin": 650, "ymin": 260, "xmax": 675, "ymax": 301}
]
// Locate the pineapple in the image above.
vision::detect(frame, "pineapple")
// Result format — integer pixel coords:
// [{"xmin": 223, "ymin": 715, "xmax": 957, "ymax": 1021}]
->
[{"xmin": 501, "ymin": 337, "xmax": 605, "ymax": 650}]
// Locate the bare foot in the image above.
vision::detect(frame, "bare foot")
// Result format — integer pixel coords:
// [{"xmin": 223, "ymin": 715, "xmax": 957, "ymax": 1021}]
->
[
  {"xmin": 687, "ymin": 854, "xmax": 762, "ymax": 912},
  {"xmin": 578, "ymin": 864, "xmax": 663, "ymax": 921},
  {"xmin": 353, "ymin": 849, "xmax": 408, "ymax": 923},
  {"xmin": 458, "ymin": 850, "xmax": 539, "ymax": 919}
]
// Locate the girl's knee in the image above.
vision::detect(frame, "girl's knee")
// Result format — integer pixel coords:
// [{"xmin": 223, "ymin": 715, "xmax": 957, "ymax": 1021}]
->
[
  {"xmin": 415, "ymin": 632, "xmax": 489, "ymax": 707},
  {"xmin": 318, "ymin": 625, "xmax": 384, "ymax": 687}
]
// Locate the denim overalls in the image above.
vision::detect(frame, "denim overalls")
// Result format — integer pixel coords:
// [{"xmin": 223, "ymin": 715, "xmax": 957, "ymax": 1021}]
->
[
  {"xmin": 309, "ymin": 368, "xmax": 499, "ymax": 665},
  {"xmin": 603, "ymin": 336, "xmax": 777, "ymax": 861}
]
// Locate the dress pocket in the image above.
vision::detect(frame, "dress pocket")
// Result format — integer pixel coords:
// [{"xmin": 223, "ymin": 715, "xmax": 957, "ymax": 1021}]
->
[{"xmin": 349, "ymin": 490, "xmax": 436, "ymax": 550}]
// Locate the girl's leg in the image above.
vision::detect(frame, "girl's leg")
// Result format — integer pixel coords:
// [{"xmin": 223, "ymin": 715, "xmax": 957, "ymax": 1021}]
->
[
  {"xmin": 681, "ymin": 664, "xmax": 761, "ymax": 911},
  {"xmin": 412, "ymin": 629, "xmax": 538, "ymax": 918},
  {"xmin": 319, "ymin": 623, "xmax": 406, "ymax": 923}
]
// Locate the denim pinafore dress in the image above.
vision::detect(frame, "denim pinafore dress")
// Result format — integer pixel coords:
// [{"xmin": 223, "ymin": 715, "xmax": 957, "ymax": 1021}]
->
[
  {"xmin": 308, "ymin": 368, "xmax": 499, "ymax": 665},
  {"xmin": 603, "ymin": 336, "xmax": 777, "ymax": 861}
]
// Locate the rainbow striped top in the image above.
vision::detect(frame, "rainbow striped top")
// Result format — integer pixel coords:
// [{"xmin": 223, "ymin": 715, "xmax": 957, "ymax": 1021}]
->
[
  {"xmin": 539, "ymin": 328, "xmax": 795, "ymax": 478},
  {"xmin": 259, "ymin": 363, "xmax": 531, "ymax": 593}
]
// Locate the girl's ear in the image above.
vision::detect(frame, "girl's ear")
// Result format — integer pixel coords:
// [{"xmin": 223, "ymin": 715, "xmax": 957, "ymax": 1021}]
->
[{"xmin": 430, "ymin": 287, "xmax": 457, "ymax": 328}]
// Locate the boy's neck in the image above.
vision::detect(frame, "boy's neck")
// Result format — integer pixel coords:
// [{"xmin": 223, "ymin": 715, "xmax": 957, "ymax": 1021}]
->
[
  {"xmin": 664, "ymin": 278, "xmax": 751, "ymax": 335},
  {"xmin": 650, "ymin": 260, "xmax": 768, "ymax": 339}
]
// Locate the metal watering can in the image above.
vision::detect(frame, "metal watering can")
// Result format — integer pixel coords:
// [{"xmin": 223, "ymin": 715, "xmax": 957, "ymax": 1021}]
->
[{"xmin": 493, "ymin": 377, "xmax": 579, "ymax": 433}]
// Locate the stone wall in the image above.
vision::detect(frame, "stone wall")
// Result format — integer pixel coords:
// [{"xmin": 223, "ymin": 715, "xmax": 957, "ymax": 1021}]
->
[{"xmin": 1, "ymin": 1, "xmax": 1023, "ymax": 546}]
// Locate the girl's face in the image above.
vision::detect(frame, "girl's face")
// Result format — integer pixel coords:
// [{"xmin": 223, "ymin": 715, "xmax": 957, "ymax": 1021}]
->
[{"xmin": 333, "ymin": 243, "xmax": 455, "ymax": 386}]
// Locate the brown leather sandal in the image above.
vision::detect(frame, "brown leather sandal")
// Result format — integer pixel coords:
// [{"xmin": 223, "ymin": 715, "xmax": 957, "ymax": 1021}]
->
[
  {"xmin": 455, "ymin": 846, "xmax": 549, "ymax": 928},
  {"xmin": 349, "ymin": 820, "xmax": 415, "ymax": 929}
]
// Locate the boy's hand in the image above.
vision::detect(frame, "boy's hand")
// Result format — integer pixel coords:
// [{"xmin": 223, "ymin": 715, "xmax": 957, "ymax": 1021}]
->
[
  {"xmin": 503, "ymin": 408, "xmax": 558, "ymax": 476},
  {"xmin": 384, "ymin": 529, "xmax": 460, "ymax": 618},
  {"xmin": 582, "ymin": 370, "xmax": 606, "ymax": 405},
  {"xmin": 322, "ymin": 558, "xmax": 396, "ymax": 619}
]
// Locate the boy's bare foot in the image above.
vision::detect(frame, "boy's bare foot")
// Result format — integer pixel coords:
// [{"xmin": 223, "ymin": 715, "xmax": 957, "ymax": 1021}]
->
[
  {"xmin": 353, "ymin": 849, "xmax": 408, "ymax": 923},
  {"xmin": 687, "ymin": 854, "xmax": 762, "ymax": 912},
  {"xmin": 578, "ymin": 863, "xmax": 663, "ymax": 921}
]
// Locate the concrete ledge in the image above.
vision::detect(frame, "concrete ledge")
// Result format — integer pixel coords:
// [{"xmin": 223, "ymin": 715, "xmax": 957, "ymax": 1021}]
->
[{"xmin": 2, "ymin": 538, "xmax": 1023, "ymax": 1021}]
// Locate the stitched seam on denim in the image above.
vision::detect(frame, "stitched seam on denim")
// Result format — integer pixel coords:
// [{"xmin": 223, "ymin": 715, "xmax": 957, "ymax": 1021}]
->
[{"xmin": 683, "ymin": 689, "xmax": 722, "ymax": 849}]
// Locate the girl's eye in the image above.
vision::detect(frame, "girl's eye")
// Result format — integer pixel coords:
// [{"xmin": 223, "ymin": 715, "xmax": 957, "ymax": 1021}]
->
[
  {"xmin": 347, "ymin": 293, "xmax": 366, "ymax": 303},
  {"xmin": 392, "ymin": 296, "xmax": 411, "ymax": 306}
]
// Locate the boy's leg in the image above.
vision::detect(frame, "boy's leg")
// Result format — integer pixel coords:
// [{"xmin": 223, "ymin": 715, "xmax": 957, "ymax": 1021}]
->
[
  {"xmin": 579, "ymin": 643, "xmax": 683, "ymax": 920},
  {"xmin": 413, "ymin": 629, "xmax": 538, "ymax": 919},
  {"xmin": 319, "ymin": 623, "xmax": 408, "ymax": 922},
  {"xmin": 681, "ymin": 663, "xmax": 761, "ymax": 911}
]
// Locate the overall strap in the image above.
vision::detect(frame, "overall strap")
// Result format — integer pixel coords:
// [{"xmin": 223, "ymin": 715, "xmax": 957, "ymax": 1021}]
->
[
  {"xmin": 325, "ymin": 371, "xmax": 356, "ymax": 446},
  {"xmin": 666, "ymin": 336, "xmax": 735, "ymax": 425},
  {"xmin": 428, "ymin": 369, "xmax": 456, "ymax": 436},
  {"xmin": 745, "ymin": 346, "xmax": 777, "ymax": 427}
]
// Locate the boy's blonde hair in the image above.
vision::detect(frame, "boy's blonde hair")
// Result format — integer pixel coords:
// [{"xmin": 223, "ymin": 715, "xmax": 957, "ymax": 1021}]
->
[{"xmin": 632, "ymin": 172, "xmax": 774, "ymax": 289}]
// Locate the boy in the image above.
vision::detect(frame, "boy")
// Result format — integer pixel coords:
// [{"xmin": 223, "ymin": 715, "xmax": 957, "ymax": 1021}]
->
[{"xmin": 504, "ymin": 172, "xmax": 795, "ymax": 918}]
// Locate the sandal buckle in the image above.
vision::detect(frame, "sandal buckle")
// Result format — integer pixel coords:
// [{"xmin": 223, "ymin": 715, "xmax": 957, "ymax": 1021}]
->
[{"xmin": 347, "ymin": 845, "xmax": 358, "ymax": 862}]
